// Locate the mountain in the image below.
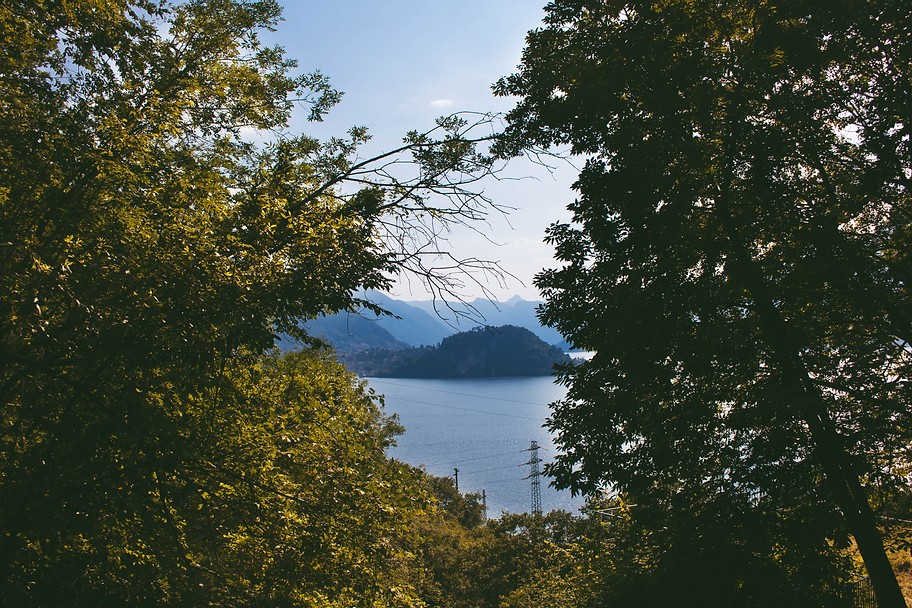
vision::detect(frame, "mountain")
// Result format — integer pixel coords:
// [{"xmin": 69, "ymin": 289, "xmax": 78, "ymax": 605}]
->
[
  {"xmin": 404, "ymin": 295, "xmax": 565, "ymax": 346},
  {"xmin": 282, "ymin": 313, "xmax": 408, "ymax": 352},
  {"xmin": 278, "ymin": 292, "xmax": 566, "ymax": 353},
  {"xmin": 278, "ymin": 292, "xmax": 453, "ymax": 352},
  {"xmin": 358, "ymin": 291, "xmax": 454, "ymax": 347},
  {"xmin": 343, "ymin": 325, "xmax": 571, "ymax": 378}
]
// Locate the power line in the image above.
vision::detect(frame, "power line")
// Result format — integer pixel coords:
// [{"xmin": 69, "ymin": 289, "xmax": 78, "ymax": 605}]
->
[
  {"xmin": 367, "ymin": 379, "xmax": 553, "ymax": 406},
  {"xmin": 461, "ymin": 463, "xmax": 526, "ymax": 475},
  {"xmin": 382, "ymin": 396, "xmax": 541, "ymax": 420},
  {"xmin": 429, "ymin": 449, "xmax": 528, "ymax": 467}
]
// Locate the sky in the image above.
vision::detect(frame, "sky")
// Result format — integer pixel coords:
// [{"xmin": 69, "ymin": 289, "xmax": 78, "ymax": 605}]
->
[{"xmin": 266, "ymin": 2, "xmax": 578, "ymax": 301}]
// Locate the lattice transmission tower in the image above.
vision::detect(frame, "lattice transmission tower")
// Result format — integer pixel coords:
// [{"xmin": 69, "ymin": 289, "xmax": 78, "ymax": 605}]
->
[{"xmin": 523, "ymin": 440, "xmax": 543, "ymax": 516}]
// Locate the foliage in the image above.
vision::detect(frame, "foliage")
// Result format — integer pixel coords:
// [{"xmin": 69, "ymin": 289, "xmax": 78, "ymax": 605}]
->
[
  {"xmin": 177, "ymin": 351, "xmax": 426, "ymax": 607},
  {"xmin": 493, "ymin": 510, "xmax": 601, "ymax": 608},
  {"xmin": 410, "ymin": 497, "xmax": 598, "ymax": 608},
  {"xmin": 496, "ymin": 0, "xmax": 911, "ymax": 603},
  {"xmin": 2, "ymin": 348, "xmax": 429, "ymax": 606},
  {"xmin": 409, "ymin": 478, "xmax": 507, "ymax": 608},
  {"xmin": 590, "ymin": 496, "xmax": 858, "ymax": 607},
  {"xmin": 425, "ymin": 474, "xmax": 487, "ymax": 529},
  {"xmin": 0, "ymin": 1, "xmax": 508, "ymax": 605}
]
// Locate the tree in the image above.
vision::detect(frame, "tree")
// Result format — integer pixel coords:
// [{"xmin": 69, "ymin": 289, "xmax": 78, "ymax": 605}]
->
[
  {"xmin": 4, "ymin": 349, "xmax": 434, "ymax": 606},
  {"xmin": 409, "ymin": 476, "xmax": 505, "ymax": 608},
  {"xmin": 0, "ymin": 0, "xmax": 505, "ymax": 604},
  {"xmin": 180, "ymin": 351, "xmax": 429, "ymax": 607},
  {"xmin": 411, "ymin": 497, "xmax": 598, "ymax": 608},
  {"xmin": 496, "ymin": 1, "xmax": 911, "ymax": 605},
  {"xmin": 494, "ymin": 510, "xmax": 600, "ymax": 608}
]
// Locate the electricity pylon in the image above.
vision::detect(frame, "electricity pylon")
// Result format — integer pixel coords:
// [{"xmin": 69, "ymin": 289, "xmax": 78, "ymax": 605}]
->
[{"xmin": 523, "ymin": 440, "xmax": 543, "ymax": 516}]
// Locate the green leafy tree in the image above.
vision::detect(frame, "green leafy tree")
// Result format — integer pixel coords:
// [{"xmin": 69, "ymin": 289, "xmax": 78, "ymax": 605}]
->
[
  {"xmin": 178, "ymin": 351, "xmax": 427, "ymax": 607},
  {"xmin": 0, "ymin": 0, "xmax": 505, "ymax": 604},
  {"xmin": 494, "ymin": 510, "xmax": 600, "ymax": 608},
  {"xmin": 411, "ymin": 501, "xmax": 597, "ymax": 608},
  {"xmin": 496, "ymin": 1, "xmax": 911, "ymax": 605},
  {"xmin": 409, "ymin": 478, "xmax": 503, "ymax": 608},
  {"xmin": 2, "ymin": 347, "xmax": 431, "ymax": 606},
  {"xmin": 588, "ymin": 495, "xmax": 856, "ymax": 607}
]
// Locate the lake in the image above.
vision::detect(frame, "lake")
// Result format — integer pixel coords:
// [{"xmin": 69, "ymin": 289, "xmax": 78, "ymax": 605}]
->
[{"xmin": 366, "ymin": 376, "xmax": 585, "ymax": 516}]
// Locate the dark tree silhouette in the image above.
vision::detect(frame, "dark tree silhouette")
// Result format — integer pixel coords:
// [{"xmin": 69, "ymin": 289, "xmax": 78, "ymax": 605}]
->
[{"xmin": 497, "ymin": 1, "xmax": 911, "ymax": 605}]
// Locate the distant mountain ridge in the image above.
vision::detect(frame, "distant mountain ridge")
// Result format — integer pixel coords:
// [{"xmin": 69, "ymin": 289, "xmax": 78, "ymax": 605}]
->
[
  {"xmin": 294, "ymin": 291, "xmax": 564, "ymax": 352},
  {"xmin": 404, "ymin": 295, "xmax": 565, "ymax": 347},
  {"xmin": 356, "ymin": 291, "xmax": 455, "ymax": 347},
  {"xmin": 343, "ymin": 325, "xmax": 571, "ymax": 378}
]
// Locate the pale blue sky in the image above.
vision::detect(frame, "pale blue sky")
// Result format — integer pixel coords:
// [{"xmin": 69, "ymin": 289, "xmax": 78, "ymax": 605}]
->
[{"xmin": 267, "ymin": 2, "xmax": 576, "ymax": 301}]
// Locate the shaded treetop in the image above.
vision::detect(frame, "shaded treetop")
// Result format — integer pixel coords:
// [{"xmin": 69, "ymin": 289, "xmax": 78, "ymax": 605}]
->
[{"xmin": 496, "ymin": 1, "xmax": 911, "ymax": 605}]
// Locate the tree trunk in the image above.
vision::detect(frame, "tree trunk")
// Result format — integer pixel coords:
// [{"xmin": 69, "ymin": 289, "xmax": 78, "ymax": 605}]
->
[{"xmin": 717, "ymin": 202, "xmax": 906, "ymax": 608}]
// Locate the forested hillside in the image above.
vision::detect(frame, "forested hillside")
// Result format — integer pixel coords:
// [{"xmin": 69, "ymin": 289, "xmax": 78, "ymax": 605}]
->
[
  {"xmin": 279, "ymin": 312, "xmax": 408, "ymax": 352},
  {"xmin": 406, "ymin": 295, "xmax": 566, "ymax": 347},
  {"xmin": 344, "ymin": 325, "xmax": 571, "ymax": 377}
]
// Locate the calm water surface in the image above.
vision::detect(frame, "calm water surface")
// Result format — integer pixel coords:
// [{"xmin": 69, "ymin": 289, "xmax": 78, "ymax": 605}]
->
[{"xmin": 367, "ymin": 376, "xmax": 585, "ymax": 516}]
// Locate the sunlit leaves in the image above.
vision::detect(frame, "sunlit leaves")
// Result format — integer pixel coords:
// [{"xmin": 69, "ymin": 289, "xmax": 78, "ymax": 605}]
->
[{"xmin": 0, "ymin": 1, "xmax": 500, "ymax": 605}]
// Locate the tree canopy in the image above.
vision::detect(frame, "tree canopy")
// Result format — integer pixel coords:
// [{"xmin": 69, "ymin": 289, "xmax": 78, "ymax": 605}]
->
[
  {"xmin": 0, "ymin": 1, "xmax": 508, "ymax": 604},
  {"xmin": 496, "ymin": 1, "xmax": 911, "ymax": 605}
]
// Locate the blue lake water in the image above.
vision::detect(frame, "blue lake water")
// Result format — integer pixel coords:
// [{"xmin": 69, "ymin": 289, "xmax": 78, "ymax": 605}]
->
[{"xmin": 367, "ymin": 376, "xmax": 585, "ymax": 516}]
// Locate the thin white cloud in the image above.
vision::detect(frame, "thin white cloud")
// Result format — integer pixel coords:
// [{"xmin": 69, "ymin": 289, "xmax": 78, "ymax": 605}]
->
[{"xmin": 429, "ymin": 98, "xmax": 455, "ymax": 108}]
